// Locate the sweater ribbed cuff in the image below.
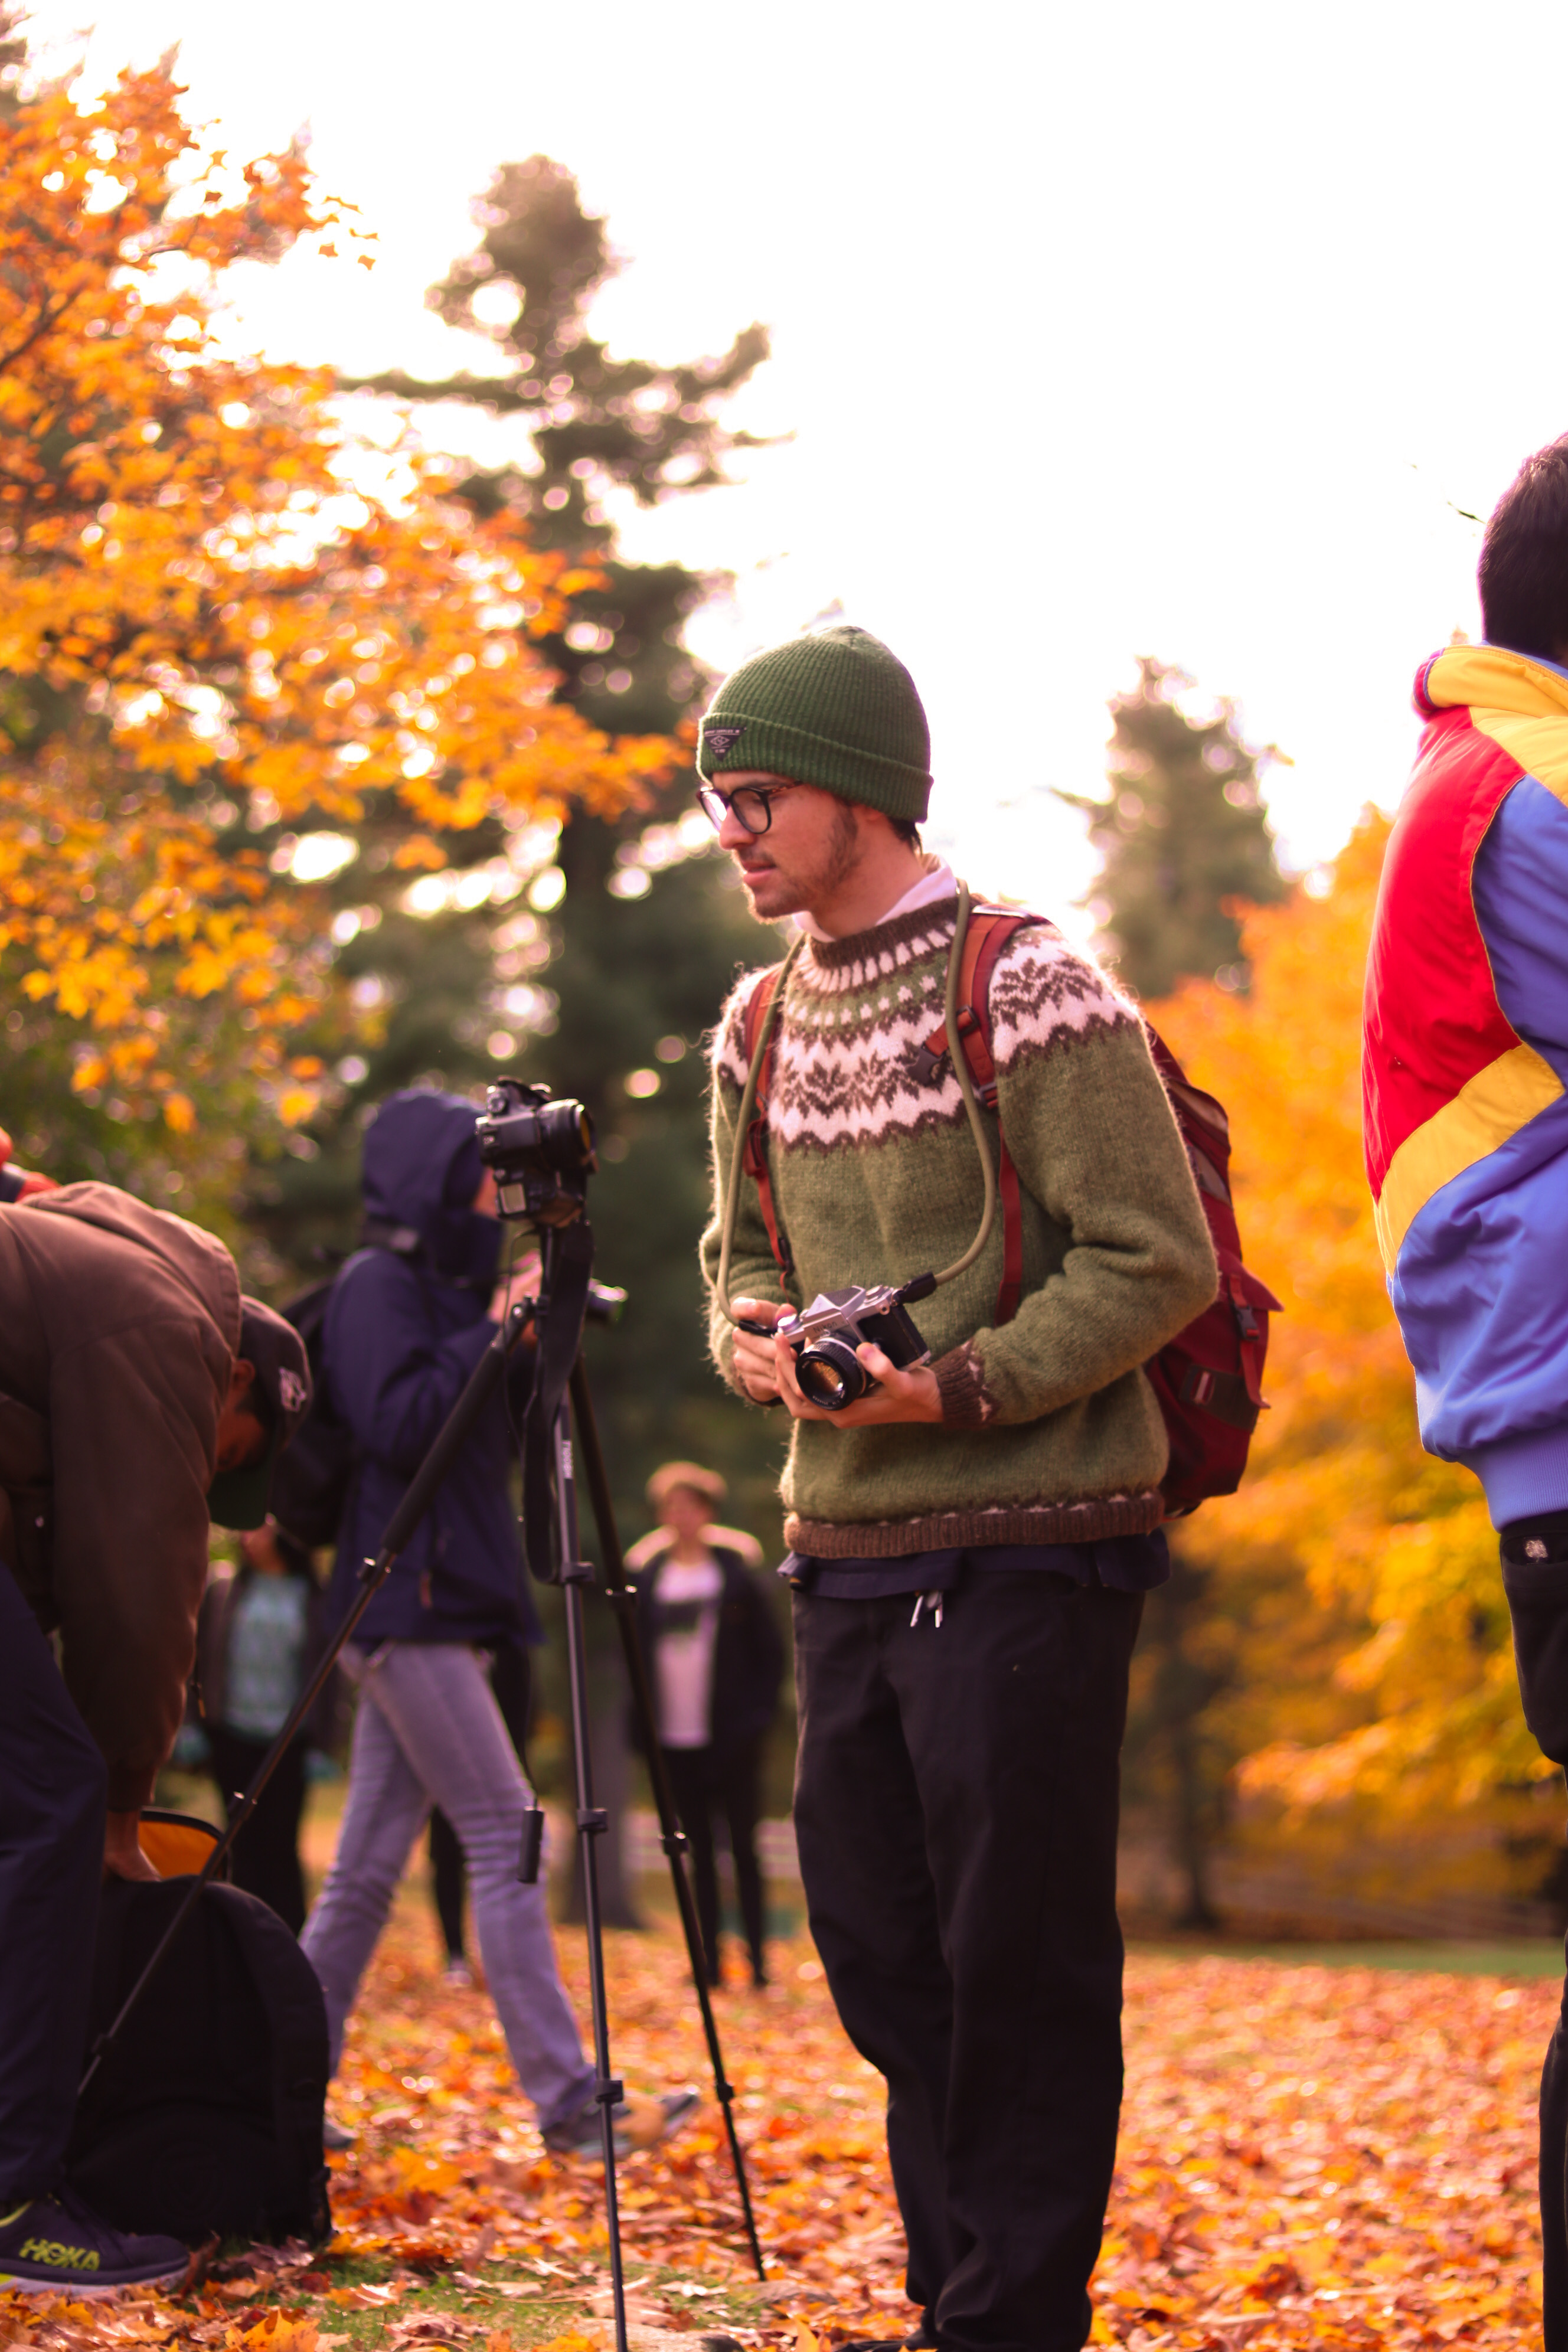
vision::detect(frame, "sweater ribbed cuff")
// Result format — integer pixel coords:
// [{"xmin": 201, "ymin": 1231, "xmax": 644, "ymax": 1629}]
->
[{"xmin": 932, "ymin": 1341, "xmax": 998, "ymax": 1428}]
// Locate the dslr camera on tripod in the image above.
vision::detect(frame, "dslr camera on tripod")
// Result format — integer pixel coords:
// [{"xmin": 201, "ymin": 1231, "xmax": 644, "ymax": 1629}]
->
[
  {"xmin": 475, "ymin": 1078, "xmax": 597, "ymax": 1227},
  {"xmin": 475, "ymin": 1080, "xmax": 626, "ymax": 1325}
]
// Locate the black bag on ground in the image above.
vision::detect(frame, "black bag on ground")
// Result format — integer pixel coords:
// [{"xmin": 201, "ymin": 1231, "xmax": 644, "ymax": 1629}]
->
[{"xmin": 68, "ymin": 1877, "xmax": 331, "ymax": 2247}]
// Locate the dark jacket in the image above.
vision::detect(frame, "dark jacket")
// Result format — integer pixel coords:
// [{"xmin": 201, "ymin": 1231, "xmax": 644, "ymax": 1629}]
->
[
  {"xmin": 0, "ymin": 1183, "xmax": 240, "ymax": 1809},
  {"xmin": 323, "ymin": 1090, "xmax": 540, "ymax": 1647},
  {"xmin": 632, "ymin": 1541, "xmax": 786, "ymax": 1754}
]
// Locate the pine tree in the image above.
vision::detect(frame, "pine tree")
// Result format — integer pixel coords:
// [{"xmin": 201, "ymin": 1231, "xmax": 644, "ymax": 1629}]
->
[
  {"xmin": 248, "ymin": 161, "xmax": 792, "ymax": 1917},
  {"xmin": 1060, "ymin": 656, "xmax": 1289, "ymax": 1000},
  {"xmin": 254, "ymin": 156, "xmax": 780, "ymax": 1508}
]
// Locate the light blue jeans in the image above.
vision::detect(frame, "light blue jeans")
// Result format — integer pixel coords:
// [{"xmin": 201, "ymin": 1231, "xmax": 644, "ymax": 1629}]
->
[{"xmin": 300, "ymin": 1640, "xmax": 594, "ymax": 2134}]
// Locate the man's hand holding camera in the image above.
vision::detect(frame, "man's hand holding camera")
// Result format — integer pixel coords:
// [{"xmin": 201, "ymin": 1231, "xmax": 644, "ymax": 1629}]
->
[{"xmin": 730, "ymin": 1298, "xmax": 943, "ymax": 1426}]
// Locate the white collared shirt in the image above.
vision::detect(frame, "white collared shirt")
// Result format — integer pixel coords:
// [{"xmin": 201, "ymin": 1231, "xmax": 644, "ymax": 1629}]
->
[{"xmin": 797, "ymin": 857, "xmax": 957, "ymax": 942}]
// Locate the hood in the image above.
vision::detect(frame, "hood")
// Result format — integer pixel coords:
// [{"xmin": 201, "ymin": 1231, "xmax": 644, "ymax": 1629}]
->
[
  {"xmin": 362, "ymin": 1089, "xmax": 500, "ymax": 1288},
  {"xmin": 22, "ymin": 1182, "xmax": 240, "ymax": 1353},
  {"xmin": 1416, "ymin": 642, "xmax": 1568, "ymax": 721},
  {"xmin": 1415, "ymin": 644, "xmax": 1568, "ymax": 809}
]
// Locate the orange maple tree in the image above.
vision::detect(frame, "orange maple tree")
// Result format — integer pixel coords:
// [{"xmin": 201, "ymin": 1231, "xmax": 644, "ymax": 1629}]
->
[{"xmin": 0, "ymin": 58, "xmax": 674, "ymax": 1139}]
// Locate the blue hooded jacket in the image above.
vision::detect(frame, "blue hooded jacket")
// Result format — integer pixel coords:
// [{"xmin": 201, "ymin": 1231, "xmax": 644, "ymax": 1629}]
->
[{"xmin": 322, "ymin": 1089, "xmax": 540, "ymax": 1645}]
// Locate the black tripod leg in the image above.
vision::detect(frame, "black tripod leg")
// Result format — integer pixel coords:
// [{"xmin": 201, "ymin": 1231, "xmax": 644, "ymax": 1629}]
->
[
  {"xmin": 569, "ymin": 1360, "xmax": 768, "ymax": 2281},
  {"xmin": 556, "ymin": 1399, "xmax": 629, "ymax": 2352}
]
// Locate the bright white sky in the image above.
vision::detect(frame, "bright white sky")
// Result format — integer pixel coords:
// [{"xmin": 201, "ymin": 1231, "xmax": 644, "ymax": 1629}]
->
[{"xmin": 24, "ymin": 0, "xmax": 1568, "ymax": 922}]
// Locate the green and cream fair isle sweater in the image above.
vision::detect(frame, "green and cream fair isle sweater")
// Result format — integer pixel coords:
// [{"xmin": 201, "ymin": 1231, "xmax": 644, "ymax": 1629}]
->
[{"xmin": 702, "ymin": 893, "xmax": 1217, "ymax": 1559}]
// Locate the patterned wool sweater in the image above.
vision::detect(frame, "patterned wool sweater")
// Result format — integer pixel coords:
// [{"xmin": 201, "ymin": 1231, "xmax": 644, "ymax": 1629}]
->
[{"xmin": 702, "ymin": 897, "xmax": 1217, "ymax": 1558}]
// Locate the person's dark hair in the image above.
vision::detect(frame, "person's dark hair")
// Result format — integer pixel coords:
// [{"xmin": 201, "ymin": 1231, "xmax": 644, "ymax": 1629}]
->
[
  {"xmin": 1480, "ymin": 436, "xmax": 1568, "ymax": 659},
  {"xmin": 891, "ymin": 817, "xmax": 922, "ymax": 848}
]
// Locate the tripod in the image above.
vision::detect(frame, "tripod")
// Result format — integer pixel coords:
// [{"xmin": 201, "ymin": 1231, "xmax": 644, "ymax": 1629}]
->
[{"xmin": 515, "ymin": 1220, "xmax": 766, "ymax": 2352}]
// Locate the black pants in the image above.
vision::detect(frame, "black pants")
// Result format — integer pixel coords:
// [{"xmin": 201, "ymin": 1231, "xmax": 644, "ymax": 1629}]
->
[
  {"xmin": 429, "ymin": 1643, "xmax": 531, "ymax": 1963},
  {"xmin": 1500, "ymin": 1517, "xmax": 1568, "ymax": 2352},
  {"xmin": 207, "ymin": 1726, "xmax": 309, "ymax": 1936},
  {"xmin": 792, "ymin": 1574, "xmax": 1143, "ymax": 2352},
  {"xmin": 0, "ymin": 1566, "xmax": 106, "ymax": 2205},
  {"xmin": 662, "ymin": 1739, "xmax": 767, "ymax": 1984}
]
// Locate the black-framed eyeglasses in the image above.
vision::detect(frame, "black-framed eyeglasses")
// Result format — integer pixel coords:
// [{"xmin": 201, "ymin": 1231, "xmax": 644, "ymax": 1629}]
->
[{"xmin": 695, "ymin": 780, "xmax": 793, "ymax": 837}]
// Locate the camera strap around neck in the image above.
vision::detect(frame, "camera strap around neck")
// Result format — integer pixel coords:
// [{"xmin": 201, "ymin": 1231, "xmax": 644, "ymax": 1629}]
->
[{"xmin": 722, "ymin": 888, "xmax": 1039, "ymax": 1328}]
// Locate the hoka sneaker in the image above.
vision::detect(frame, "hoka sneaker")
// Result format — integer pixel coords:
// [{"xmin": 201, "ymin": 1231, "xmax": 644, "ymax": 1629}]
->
[
  {"xmin": 542, "ymin": 2086, "xmax": 700, "ymax": 2159},
  {"xmin": 0, "ymin": 2184, "xmax": 187, "ymax": 2292}
]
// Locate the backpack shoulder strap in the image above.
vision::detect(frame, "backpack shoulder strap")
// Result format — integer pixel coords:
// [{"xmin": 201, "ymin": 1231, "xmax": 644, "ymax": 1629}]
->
[
  {"xmin": 917, "ymin": 908, "xmax": 1051, "ymax": 1327},
  {"xmin": 740, "ymin": 965, "xmax": 793, "ymax": 1279}
]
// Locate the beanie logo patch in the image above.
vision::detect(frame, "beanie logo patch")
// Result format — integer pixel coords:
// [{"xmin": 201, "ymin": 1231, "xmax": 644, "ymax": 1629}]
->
[{"xmin": 704, "ymin": 723, "xmax": 747, "ymax": 762}]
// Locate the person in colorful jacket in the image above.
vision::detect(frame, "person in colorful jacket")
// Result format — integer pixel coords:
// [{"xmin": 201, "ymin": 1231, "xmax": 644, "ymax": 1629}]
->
[
  {"xmin": 698, "ymin": 626, "xmax": 1217, "ymax": 2352},
  {"xmin": 1364, "ymin": 434, "xmax": 1568, "ymax": 2348}
]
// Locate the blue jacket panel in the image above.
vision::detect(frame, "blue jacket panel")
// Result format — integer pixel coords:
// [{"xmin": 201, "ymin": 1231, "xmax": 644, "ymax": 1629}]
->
[{"xmin": 322, "ymin": 1090, "xmax": 539, "ymax": 1647}]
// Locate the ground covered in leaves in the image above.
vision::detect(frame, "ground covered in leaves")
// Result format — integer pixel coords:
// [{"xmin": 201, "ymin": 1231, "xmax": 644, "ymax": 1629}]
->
[{"xmin": 0, "ymin": 1882, "xmax": 1557, "ymax": 2350}]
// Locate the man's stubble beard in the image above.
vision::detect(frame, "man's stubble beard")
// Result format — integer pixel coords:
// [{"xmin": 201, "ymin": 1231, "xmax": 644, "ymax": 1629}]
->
[{"xmin": 740, "ymin": 799, "xmax": 861, "ymax": 922}]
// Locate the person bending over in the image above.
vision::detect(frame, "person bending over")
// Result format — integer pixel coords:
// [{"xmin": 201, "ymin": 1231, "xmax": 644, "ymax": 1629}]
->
[
  {"xmin": 0, "ymin": 1180, "xmax": 308, "ymax": 2291},
  {"xmin": 698, "ymin": 626, "xmax": 1217, "ymax": 2352}
]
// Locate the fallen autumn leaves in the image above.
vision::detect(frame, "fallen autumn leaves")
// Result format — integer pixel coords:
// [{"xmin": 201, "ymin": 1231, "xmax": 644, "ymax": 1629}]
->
[{"xmin": 0, "ymin": 1888, "xmax": 1554, "ymax": 2351}]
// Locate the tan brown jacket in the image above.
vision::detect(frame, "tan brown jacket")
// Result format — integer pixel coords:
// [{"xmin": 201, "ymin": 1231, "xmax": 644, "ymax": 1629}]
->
[{"xmin": 0, "ymin": 1183, "xmax": 239, "ymax": 1808}]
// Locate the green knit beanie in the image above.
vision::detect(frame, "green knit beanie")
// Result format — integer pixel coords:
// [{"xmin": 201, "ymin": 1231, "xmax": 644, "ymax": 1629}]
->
[{"xmin": 697, "ymin": 625, "xmax": 932, "ymax": 821}]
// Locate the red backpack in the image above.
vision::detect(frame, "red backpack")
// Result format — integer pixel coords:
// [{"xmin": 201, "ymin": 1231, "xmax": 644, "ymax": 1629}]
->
[{"xmin": 740, "ymin": 909, "xmax": 1280, "ymax": 1515}]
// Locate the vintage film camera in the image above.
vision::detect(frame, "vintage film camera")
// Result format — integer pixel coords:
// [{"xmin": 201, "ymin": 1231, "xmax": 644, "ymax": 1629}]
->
[{"xmin": 743, "ymin": 1275, "xmax": 937, "ymax": 1413}]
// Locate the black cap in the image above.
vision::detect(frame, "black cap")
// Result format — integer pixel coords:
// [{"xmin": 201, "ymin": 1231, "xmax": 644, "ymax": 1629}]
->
[{"xmin": 207, "ymin": 1298, "xmax": 312, "ymax": 1531}]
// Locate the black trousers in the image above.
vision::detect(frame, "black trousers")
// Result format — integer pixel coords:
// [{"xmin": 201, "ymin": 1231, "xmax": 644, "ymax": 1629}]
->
[
  {"xmin": 0, "ymin": 1566, "xmax": 106, "ymax": 2205},
  {"xmin": 428, "ymin": 1642, "xmax": 531, "ymax": 1962},
  {"xmin": 207, "ymin": 1726, "xmax": 309, "ymax": 1936},
  {"xmin": 662, "ymin": 1739, "xmax": 767, "ymax": 1984},
  {"xmin": 1500, "ymin": 1520, "xmax": 1568, "ymax": 2352},
  {"xmin": 792, "ymin": 1574, "xmax": 1144, "ymax": 2352}
]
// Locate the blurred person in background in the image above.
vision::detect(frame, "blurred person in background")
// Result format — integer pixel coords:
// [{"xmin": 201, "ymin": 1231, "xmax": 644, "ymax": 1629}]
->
[
  {"xmin": 628, "ymin": 1463, "xmax": 785, "ymax": 1990},
  {"xmin": 197, "ymin": 1520, "xmax": 336, "ymax": 1936},
  {"xmin": 0, "ymin": 1175, "xmax": 308, "ymax": 2291},
  {"xmin": 299, "ymin": 1090, "xmax": 695, "ymax": 2158}
]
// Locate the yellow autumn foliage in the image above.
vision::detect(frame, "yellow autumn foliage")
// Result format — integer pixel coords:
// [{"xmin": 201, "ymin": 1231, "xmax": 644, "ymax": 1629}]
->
[{"xmin": 0, "ymin": 60, "xmax": 675, "ymax": 1132}]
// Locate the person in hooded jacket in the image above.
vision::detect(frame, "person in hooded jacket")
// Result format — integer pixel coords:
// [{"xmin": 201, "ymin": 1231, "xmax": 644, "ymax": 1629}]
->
[
  {"xmin": 0, "ymin": 1179, "xmax": 311, "ymax": 2292},
  {"xmin": 299, "ymin": 1091, "xmax": 695, "ymax": 2158}
]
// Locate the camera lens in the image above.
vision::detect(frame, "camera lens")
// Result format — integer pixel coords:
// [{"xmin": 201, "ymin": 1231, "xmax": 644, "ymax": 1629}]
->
[
  {"xmin": 538, "ymin": 1098, "xmax": 595, "ymax": 1172},
  {"xmin": 796, "ymin": 1340, "xmax": 870, "ymax": 1412}
]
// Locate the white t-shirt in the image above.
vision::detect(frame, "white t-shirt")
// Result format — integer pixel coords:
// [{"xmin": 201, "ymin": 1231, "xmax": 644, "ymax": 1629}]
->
[{"xmin": 652, "ymin": 1556, "xmax": 724, "ymax": 1749}]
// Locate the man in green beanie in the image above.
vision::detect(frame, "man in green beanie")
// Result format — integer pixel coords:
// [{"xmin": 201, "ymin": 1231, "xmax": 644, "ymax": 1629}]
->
[{"xmin": 697, "ymin": 626, "xmax": 1216, "ymax": 2352}]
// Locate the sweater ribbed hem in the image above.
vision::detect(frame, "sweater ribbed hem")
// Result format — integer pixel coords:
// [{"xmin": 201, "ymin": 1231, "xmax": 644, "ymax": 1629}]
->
[{"xmin": 783, "ymin": 1491, "xmax": 1166, "ymax": 1557}]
